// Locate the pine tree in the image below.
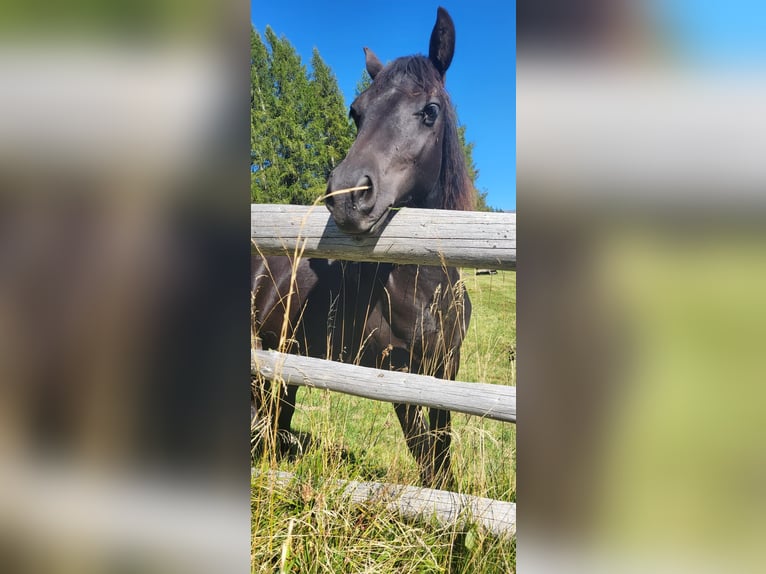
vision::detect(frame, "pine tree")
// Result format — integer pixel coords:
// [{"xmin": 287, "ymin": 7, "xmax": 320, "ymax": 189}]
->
[
  {"xmin": 306, "ymin": 49, "xmax": 356, "ymax": 201},
  {"xmin": 250, "ymin": 26, "xmax": 357, "ymax": 205},
  {"xmin": 251, "ymin": 28, "xmax": 279, "ymax": 203},
  {"xmin": 264, "ymin": 26, "xmax": 318, "ymax": 203},
  {"xmin": 459, "ymin": 119, "xmax": 498, "ymax": 211},
  {"xmin": 457, "ymin": 124, "xmax": 479, "ymax": 186},
  {"xmin": 355, "ymin": 69, "xmax": 372, "ymax": 97}
]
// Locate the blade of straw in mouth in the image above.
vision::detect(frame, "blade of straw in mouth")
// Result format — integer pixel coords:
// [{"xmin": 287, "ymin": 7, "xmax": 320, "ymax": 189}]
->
[{"xmin": 320, "ymin": 185, "xmax": 371, "ymax": 202}]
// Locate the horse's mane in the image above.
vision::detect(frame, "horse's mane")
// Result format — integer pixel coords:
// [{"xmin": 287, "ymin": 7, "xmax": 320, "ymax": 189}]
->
[{"xmin": 371, "ymin": 56, "xmax": 476, "ymax": 212}]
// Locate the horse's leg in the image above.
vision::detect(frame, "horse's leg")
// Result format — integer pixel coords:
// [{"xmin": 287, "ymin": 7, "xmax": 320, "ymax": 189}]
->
[
  {"xmin": 428, "ymin": 407, "xmax": 454, "ymax": 489},
  {"xmin": 427, "ymin": 356, "xmax": 459, "ymax": 489},
  {"xmin": 277, "ymin": 383, "xmax": 298, "ymax": 453},
  {"xmin": 393, "ymin": 403, "xmax": 434, "ymax": 485},
  {"xmin": 271, "ymin": 381, "xmax": 299, "ymax": 457},
  {"xmin": 251, "ymin": 378, "xmax": 299, "ymax": 458}
]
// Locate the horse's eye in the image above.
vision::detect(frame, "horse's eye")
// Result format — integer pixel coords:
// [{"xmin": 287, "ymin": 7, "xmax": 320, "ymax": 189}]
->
[{"xmin": 422, "ymin": 103, "xmax": 440, "ymax": 126}]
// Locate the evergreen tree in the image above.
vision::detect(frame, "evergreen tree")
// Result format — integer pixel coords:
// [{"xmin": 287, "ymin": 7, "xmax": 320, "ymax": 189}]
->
[
  {"xmin": 306, "ymin": 49, "xmax": 356, "ymax": 199},
  {"xmin": 355, "ymin": 69, "xmax": 372, "ymax": 97},
  {"xmin": 457, "ymin": 124, "xmax": 479, "ymax": 186},
  {"xmin": 474, "ymin": 188, "xmax": 494, "ymax": 212},
  {"xmin": 250, "ymin": 26, "xmax": 357, "ymax": 205},
  {"xmin": 264, "ymin": 26, "xmax": 317, "ymax": 203},
  {"xmin": 456, "ymin": 123, "xmax": 492, "ymax": 211},
  {"xmin": 250, "ymin": 28, "xmax": 279, "ymax": 203}
]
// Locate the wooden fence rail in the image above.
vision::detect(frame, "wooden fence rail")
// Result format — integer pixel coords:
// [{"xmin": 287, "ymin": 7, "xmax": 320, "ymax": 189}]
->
[
  {"xmin": 252, "ymin": 349, "xmax": 516, "ymax": 423},
  {"xmin": 258, "ymin": 470, "xmax": 516, "ymax": 539},
  {"xmin": 251, "ymin": 205, "xmax": 516, "ymax": 270}
]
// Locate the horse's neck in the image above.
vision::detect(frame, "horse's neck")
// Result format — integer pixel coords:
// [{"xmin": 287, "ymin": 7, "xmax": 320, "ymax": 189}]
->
[
  {"xmin": 386, "ymin": 262, "xmax": 460, "ymax": 294},
  {"xmin": 425, "ymin": 155, "xmax": 470, "ymax": 211},
  {"xmin": 423, "ymin": 179, "xmax": 449, "ymax": 209}
]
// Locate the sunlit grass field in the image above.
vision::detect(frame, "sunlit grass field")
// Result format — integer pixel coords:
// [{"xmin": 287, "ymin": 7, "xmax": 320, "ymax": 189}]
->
[{"xmin": 252, "ymin": 269, "xmax": 516, "ymax": 573}]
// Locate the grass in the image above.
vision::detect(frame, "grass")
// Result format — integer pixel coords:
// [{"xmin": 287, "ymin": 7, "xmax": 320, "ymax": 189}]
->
[
  {"xmin": 252, "ymin": 269, "xmax": 516, "ymax": 573},
  {"xmin": 460, "ymin": 270, "xmax": 516, "ymax": 387}
]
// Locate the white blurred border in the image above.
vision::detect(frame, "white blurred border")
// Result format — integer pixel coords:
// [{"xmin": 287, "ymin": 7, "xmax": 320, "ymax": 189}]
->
[{"xmin": 518, "ymin": 58, "xmax": 766, "ymax": 206}]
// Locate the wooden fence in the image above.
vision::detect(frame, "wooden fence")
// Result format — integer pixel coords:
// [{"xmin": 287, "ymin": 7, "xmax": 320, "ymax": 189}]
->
[
  {"xmin": 251, "ymin": 204, "xmax": 515, "ymax": 270},
  {"xmin": 259, "ymin": 470, "xmax": 517, "ymax": 539},
  {"xmin": 251, "ymin": 205, "xmax": 516, "ymax": 537},
  {"xmin": 252, "ymin": 350, "xmax": 516, "ymax": 423}
]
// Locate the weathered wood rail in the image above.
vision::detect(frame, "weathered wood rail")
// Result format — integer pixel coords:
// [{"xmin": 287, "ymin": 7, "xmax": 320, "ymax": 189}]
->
[
  {"xmin": 252, "ymin": 349, "xmax": 516, "ymax": 423},
  {"xmin": 251, "ymin": 204, "xmax": 516, "ymax": 270},
  {"xmin": 258, "ymin": 470, "xmax": 516, "ymax": 539}
]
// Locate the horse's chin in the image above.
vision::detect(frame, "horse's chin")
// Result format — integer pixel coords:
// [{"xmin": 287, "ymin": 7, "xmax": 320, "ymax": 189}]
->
[
  {"xmin": 366, "ymin": 206, "xmax": 394, "ymax": 234},
  {"xmin": 335, "ymin": 205, "xmax": 393, "ymax": 237}
]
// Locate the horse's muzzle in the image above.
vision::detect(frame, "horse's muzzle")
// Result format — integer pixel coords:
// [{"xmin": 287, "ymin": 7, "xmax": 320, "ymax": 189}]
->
[{"xmin": 325, "ymin": 175, "xmax": 385, "ymax": 235}]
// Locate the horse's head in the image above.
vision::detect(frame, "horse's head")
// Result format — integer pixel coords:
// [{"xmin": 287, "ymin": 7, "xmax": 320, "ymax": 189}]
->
[{"xmin": 325, "ymin": 7, "xmax": 457, "ymax": 235}]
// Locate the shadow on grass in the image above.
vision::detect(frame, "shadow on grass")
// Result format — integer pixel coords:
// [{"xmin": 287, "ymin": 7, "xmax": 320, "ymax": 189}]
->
[{"xmin": 252, "ymin": 428, "xmax": 390, "ymax": 482}]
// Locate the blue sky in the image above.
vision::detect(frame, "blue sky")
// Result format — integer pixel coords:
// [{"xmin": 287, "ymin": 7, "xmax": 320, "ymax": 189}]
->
[
  {"xmin": 251, "ymin": 1, "xmax": 517, "ymax": 211},
  {"xmin": 653, "ymin": 0, "xmax": 766, "ymax": 65}
]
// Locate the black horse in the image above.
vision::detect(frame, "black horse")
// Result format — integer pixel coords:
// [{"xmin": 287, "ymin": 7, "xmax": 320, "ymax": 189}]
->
[{"xmin": 252, "ymin": 7, "xmax": 474, "ymax": 488}]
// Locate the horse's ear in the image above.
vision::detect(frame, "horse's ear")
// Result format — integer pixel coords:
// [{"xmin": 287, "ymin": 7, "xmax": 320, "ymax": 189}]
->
[
  {"xmin": 429, "ymin": 7, "xmax": 455, "ymax": 80},
  {"xmin": 364, "ymin": 47, "xmax": 383, "ymax": 79}
]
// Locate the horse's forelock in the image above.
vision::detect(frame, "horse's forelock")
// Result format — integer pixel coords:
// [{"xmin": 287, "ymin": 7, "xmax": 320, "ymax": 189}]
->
[{"xmin": 376, "ymin": 56, "xmax": 442, "ymax": 92}]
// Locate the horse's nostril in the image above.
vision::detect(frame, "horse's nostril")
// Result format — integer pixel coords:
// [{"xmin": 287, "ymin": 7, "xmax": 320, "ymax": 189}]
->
[{"xmin": 357, "ymin": 177, "xmax": 374, "ymax": 203}]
